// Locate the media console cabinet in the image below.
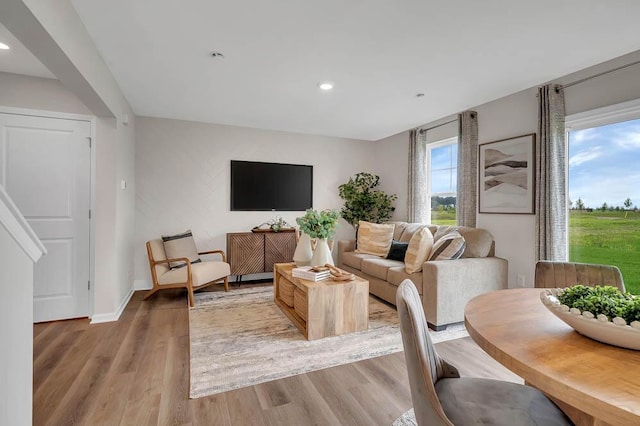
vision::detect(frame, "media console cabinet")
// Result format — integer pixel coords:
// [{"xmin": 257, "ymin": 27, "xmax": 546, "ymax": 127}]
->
[{"xmin": 226, "ymin": 231, "xmax": 297, "ymax": 280}]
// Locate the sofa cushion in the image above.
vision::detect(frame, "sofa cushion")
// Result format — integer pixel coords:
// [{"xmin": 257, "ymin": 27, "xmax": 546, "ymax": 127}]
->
[
  {"xmin": 387, "ymin": 221, "xmax": 407, "ymax": 241},
  {"xmin": 404, "ymin": 227, "xmax": 435, "ymax": 273},
  {"xmin": 342, "ymin": 251, "xmax": 379, "ymax": 270},
  {"xmin": 387, "ymin": 267, "xmax": 423, "ymax": 294},
  {"xmin": 355, "ymin": 221, "xmax": 395, "ymax": 257},
  {"xmin": 158, "ymin": 260, "xmax": 230, "ymax": 286},
  {"xmin": 457, "ymin": 227, "xmax": 494, "ymax": 258},
  {"xmin": 386, "ymin": 240, "xmax": 409, "ymax": 261},
  {"xmin": 162, "ymin": 230, "xmax": 201, "ymax": 269},
  {"xmin": 429, "ymin": 231, "xmax": 466, "ymax": 261},
  {"xmin": 361, "ymin": 258, "xmax": 404, "ymax": 281},
  {"xmin": 398, "ymin": 223, "xmax": 428, "ymax": 243}
]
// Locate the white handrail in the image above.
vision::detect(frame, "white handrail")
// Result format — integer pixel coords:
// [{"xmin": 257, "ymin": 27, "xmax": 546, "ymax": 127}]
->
[{"xmin": 0, "ymin": 184, "xmax": 46, "ymax": 262}]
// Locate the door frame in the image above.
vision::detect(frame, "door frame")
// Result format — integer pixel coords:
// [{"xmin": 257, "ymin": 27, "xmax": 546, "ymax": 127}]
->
[{"xmin": 0, "ymin": 105, "xmax": 97, "ymax": 318}]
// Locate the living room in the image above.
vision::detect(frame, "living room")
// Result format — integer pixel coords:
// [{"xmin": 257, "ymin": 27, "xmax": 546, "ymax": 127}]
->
[{"xmin": 2, "ymin": 1, "xmax": 640, "ymax": 425}]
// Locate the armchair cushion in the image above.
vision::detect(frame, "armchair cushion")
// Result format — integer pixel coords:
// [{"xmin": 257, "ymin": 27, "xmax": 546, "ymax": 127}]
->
[
  {"xmin": 158, "ymin": 261, "xmax": 231, "ymax": 286},
  {"xmin": 162, "ymin": 230, "xmax": 201, "ymax": 269}
]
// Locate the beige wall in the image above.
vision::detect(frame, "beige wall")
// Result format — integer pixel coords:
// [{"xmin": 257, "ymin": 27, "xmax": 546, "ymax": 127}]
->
[
  {"xmin": 0, "ymin": 71, "xmax": 90, "ymax": 114},
  {"xmin": 134, "ymin": 116, "xmax": 375, "ymax": 286},
  {"xmin": 375, "ymin": 50, "xmax": 640, "ymax": 288}
]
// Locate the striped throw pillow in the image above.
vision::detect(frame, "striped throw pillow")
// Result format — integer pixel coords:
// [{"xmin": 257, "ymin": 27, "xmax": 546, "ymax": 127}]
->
[
  {"xmin": 162, "ymin": 230, "xmax": 202, "ymax": 269},
  {"xmin": 355, "ymin": 221, "xmax": 395, "ymax": 257},
  {"xmin": 429, "ymin": 231, "xmax": 466, "ymax": 261},
  {"xmin": 404, "ymin": 227, "xmax": 434, "ymax": 274}
]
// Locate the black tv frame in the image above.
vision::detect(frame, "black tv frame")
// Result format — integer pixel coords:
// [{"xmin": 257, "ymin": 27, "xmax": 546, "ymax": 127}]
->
[{"xmin": 230, "ymin": 160, "xmax": 313, "ymax": 211}]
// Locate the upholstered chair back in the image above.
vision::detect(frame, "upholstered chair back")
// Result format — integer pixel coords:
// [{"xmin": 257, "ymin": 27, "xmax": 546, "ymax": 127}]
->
[
  {"xmin": 147, "ymin": 238, "xmax": 170, "ymax": 276},
  {"xmin": 396, "ymin": 280, "xmax": 460, "ymax": 426},
  {"xmin": 535, "ymin": 261, "xmax": 625, "ymax": 292}
]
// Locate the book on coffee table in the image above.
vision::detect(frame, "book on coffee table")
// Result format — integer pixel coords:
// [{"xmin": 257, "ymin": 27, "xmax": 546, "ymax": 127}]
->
[{"xmin": 292, "ymin": 266, "xmax": 330, "ymax": 281}]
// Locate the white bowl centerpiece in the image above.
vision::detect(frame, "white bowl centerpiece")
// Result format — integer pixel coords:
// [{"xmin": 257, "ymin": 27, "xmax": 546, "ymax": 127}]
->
[{"xmin": 540, "ymin": 285, "xmax": 640, "ymax": 350}]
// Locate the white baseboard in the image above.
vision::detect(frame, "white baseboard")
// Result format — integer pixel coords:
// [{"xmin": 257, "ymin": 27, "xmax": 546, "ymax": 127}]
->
[
  {"xmin": 134, "ymin": 279, "xmax": 152, "ymax": 290},
  {"xmin": 90, "ymin": 288, "xmax": 134, "ymax": 324}
]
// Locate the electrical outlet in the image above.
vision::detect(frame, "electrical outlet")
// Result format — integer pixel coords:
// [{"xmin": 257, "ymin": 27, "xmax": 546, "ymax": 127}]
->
[{"xmin": 517, "ymin": 275, "xmax": 525, "ymax": 287}]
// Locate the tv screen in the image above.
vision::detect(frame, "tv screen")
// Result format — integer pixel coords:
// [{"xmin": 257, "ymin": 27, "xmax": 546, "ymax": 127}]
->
[{"xmin": 230, "ymin": 160, "xmax": 313, "ymax": 211}]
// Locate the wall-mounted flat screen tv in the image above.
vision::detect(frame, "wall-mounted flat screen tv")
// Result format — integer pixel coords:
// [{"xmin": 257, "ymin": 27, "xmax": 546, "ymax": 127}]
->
[{"xmin": 230, "ymin": 160, "xmax": 313, "ymax": 211}]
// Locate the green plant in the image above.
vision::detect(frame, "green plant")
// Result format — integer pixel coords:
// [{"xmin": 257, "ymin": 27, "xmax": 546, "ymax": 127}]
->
[
  {"xmin": 557, "ymin": 285, "xmax": 640, "ymax": 323},
  {"xmin": 338, "ymin": 172, "xmax": 397, "ymax": 228},
  {"xmin": 296, "ymin": 209, "xmax": 340, "ymax": 239}
]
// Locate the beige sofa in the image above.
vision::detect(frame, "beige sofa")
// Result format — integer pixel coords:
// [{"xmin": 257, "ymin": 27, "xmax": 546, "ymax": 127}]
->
[{"xmin": 337, "ymin": 222, "xmax": 508, "ymax": 330}]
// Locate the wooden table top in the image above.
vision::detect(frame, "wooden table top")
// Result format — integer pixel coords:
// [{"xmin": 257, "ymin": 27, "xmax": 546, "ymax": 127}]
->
[{"xmin": 464, "ymin": 288, "xmax": 640, "ymax": 426}]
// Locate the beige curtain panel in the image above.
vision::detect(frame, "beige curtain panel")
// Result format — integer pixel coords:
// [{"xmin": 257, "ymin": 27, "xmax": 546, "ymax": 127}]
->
[
  {"xmin": 408, "ymin": 129, "xmax": 428, "ymax": 223},
  {"xmin": 536, "ymin": 84, "xmax": 566, "ymax": 261},
  {"xmin": 457, "ymin": 111, "xmax": 478, "ymax": 227}
]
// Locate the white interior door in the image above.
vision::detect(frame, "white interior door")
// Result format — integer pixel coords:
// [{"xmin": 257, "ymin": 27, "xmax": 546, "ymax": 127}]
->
[{"xmin": 0, "ymin": 112, "xmax": 91, "ymax": 322}]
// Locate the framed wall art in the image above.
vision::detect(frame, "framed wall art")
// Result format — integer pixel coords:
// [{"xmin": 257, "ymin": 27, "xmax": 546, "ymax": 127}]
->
[{"xmin": 478, "ymin": 133, "xmax": 536, "ymax": 214}]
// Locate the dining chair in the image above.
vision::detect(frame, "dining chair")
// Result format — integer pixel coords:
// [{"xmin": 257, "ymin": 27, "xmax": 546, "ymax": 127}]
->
[
  {"xmin": 396, "ymin": 280, "xmax": 573, "ymax": 426},
  {"xmin": 535, "ymin": 261, "xmax": 625, "ymax": 292}
]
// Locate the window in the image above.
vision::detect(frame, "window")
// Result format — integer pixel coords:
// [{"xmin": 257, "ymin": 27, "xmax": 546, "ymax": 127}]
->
[
  {"xmin": 566, "ymin": 101, "xmax": 640, "ymax": 295},
  {"xmin": 427, "ymin": 137, "xmax": 457, "ymax": 225}
]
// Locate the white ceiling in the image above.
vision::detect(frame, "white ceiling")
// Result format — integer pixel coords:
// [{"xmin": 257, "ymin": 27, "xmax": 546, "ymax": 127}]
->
[
  {"xmin": 70, "ymin": 0, "xmax": 640, "ymax": 141},
  {"xmin": 0, "ymin": 22, "xmax": 55, "ymax": 79}
]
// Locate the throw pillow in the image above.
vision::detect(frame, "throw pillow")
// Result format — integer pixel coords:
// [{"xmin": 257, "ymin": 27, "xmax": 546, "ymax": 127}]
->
[
  {"xmin": 355, "ymin": 221, "xmax": 395, "ymax": 257},
  {"xmin": 386, "ymin": 240, "xmax": 409, "ymax": 261},
  {"xmin": 161, "ymin": 229, "xmax": 201, "ymax": 269},
  {"xmin": 404, "ymin": 227, "xmax": 434, "ymax": 274},
  {"xmin": 429, "ymin": 231, "xmax": 466, "ymax": 261}
]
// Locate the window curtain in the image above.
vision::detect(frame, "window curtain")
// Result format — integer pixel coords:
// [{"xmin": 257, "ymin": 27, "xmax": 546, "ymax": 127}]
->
[
  {"xmin": 408, "ymin": 129, "xmax": 428, "ymax": 223},
  {"xmin": 456, "ymin": 111, "xmax": 478, "ymax": 227},
  {"xmin": 536, "ymin": 84, "xmax": 566, "ymax": 261}
]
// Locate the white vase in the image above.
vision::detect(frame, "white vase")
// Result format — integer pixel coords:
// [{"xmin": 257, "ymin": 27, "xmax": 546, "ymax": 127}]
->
[
  {"xmin": 310, "ymin": 238, "xmax": 334, "ymax": 267},
  {"xmin": 293, "ymin": 232, "xmax": 313, "ymax": 266}
]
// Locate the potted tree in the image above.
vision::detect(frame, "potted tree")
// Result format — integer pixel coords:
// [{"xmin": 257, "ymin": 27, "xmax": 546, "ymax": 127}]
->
[
  {"xmin": 338, "ymin": 172, "xmax": 397, "ymax": 231},
  {"xmin": 295, "ymin": 209, "xmax": 340, "ymax": 266}
]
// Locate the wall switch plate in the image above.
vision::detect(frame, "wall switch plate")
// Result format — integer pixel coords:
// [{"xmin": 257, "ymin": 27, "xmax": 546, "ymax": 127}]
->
[
  {"xmin": 517, "ymin": 275, "xmax": 525, "ymax": 287},
  {"xmin": 120, "ymin": 179, "xmax": 127, "ymax": 190}
]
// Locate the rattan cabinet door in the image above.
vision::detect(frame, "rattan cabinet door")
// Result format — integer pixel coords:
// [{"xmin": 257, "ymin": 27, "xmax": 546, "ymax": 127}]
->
[
  {"xmin": 227, "ymin": 233, "xmax": 264, "ymax": 275},
  {"xmin": 264, "ymin": 232, "xmax": 296, "ymax": 272}
]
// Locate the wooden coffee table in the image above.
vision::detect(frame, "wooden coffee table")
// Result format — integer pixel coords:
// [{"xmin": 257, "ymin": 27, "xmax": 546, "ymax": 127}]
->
[{"xmin": 273, "ymin": 263, "xmax": 369, "ymax": 340}]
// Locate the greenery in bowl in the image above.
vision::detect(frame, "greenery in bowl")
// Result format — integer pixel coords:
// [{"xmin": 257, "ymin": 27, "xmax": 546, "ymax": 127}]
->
[
  {"xmin": 338, "ymin": 172, "xmax": 397, "ymax": 228},
  {"xmin": 296, "ymin": 209, "xmax": 340, "ymax": 239},
  {"xmin": 557, "ymin": 285, "xmax": 640, "ymax": 324}
]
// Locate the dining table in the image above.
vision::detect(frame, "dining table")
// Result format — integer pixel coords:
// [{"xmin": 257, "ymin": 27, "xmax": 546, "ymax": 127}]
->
[{"xmin": 464, "ymin": 288, "xmax": 640, "ymax": 426}]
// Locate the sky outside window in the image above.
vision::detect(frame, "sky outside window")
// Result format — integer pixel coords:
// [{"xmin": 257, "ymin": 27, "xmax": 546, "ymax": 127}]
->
[{"xmin": 569, "ymin": 119, "xmax": 640, "ymax": 208}]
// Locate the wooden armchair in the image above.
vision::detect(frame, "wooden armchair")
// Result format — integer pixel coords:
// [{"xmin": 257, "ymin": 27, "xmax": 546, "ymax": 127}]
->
[{"xmin": 145, "ymin": 239, "xmax": 230, "ymax": 307}]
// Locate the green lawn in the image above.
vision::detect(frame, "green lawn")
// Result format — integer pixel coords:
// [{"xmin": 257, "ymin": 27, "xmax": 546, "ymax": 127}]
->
[
  {"xmin": 569, "ymin": 210, "xmax": 640, "ymax": 294},
  {"xmin": 431, "ymin": 209, "xmax": 456, "ymax": 226},
  {"xmin": 430, "ymin": 209, "xmax": 640, "ymax": 294}
]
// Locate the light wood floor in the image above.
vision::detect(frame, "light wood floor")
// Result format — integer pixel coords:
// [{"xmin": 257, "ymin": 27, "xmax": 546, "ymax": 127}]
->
[{"xmin": 33, "ymin": 284, "xmax": 522, "ymax": 426}]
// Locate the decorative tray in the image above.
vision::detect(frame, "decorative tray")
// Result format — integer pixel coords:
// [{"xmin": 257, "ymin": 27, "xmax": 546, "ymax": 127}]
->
[
  {"xmin": 251, "ymin": 227, "xmax": 296, "ymax": 233},
  {"xmin": 540, "ymin": 288, "xmax": 640, "ymax": 350}
]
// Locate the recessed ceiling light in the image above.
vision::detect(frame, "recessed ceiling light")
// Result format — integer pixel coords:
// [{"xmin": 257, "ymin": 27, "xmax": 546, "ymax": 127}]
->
[
  {"xmin": 319, "ymin": 82, "xmax": 334, "ymax": 91},
  {"xmin": 0, "ymin": 42, "xmax": 10, "ymax": 50}
]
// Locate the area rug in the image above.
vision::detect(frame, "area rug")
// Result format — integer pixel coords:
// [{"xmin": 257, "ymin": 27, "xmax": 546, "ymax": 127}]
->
[
  {"xmin": 188, "ymin": 286, "xmax": 468, "ymax": 399},
  {"xmin": 392, "ymin": 408, "xmax": 416, "ymax": 426}
]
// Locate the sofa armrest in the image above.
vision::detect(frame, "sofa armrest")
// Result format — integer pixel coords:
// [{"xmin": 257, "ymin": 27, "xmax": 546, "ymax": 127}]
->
[
  {"xmin": 421, "ymin": 257, "xmax": 508, "ymax": 327},
  {"xmin": 337, "ymin": 240, "xmax": 356, "ymax": 267}
]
